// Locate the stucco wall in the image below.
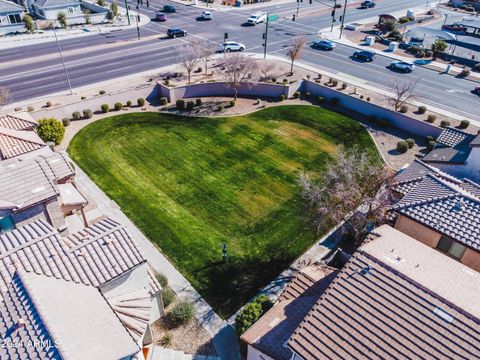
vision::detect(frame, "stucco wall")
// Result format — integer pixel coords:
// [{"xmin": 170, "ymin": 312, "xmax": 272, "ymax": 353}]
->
[
  {"xmin": 303, "ymin": 80, "xmax": 442, "ymax": 138},
  {"xmin": 461, "ymin": 247, "xmax": 480, "ymax": 272},
  {"xmin": 395, "ymin": 215, "xmax": 442, "ymax": 247}
]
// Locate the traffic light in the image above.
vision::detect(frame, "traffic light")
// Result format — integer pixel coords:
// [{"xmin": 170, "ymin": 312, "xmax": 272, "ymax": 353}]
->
[
  {"xmin": 146, "ymin": 0, "xmax": 149, "ymax": 7},
  {"xmin": 309, "ymin": 0, "xmax": 312, "ymax": 3},
  {"xmin": 224, "ymin": 32, "xmax": 228, "ymax": 40},
  {"xmin": 262, "ymin": 33, "xmax": 266, "ymax": 39},
  {"xmin": 292, "ymin": 14, "xmax": 296, "ymax": 21}
]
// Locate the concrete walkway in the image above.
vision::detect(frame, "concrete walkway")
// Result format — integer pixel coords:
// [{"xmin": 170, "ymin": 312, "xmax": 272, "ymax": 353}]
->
[{"xmin": 72, "ymin": 161, "xmax": 240, "ymax": 360}]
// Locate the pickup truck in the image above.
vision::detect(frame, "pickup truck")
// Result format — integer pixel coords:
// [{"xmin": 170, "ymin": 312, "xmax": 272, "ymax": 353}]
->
[{"xmin": 247, "ymin": 13, "xmax": 266, "ymax": 25}]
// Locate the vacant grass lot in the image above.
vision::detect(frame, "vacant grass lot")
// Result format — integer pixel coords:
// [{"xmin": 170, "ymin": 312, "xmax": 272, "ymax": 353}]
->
[{"xmin": 68, "ymin": 105, "xmax": 377, "ymax": 318}]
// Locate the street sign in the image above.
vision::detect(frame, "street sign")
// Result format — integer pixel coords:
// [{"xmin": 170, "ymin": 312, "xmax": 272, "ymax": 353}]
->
[{"xmin": 268, "ymin": 15, "xmax": 279, "ymax": 22}]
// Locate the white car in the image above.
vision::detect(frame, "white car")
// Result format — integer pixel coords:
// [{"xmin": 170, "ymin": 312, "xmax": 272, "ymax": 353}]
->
[
  {"xmin": 247, "ymin": 13, "xmax": 266, "ymax": 25},
  {"xmin": 202, "ymin": 10, "xmax": 213, "ymax": 20},
  {"xmin": 389, "ymin": 61, "xmax": 415, "ymax": 73},
  {"xmin": 219, "ymin": 41, "xmax": 245, "ymax": 52}
]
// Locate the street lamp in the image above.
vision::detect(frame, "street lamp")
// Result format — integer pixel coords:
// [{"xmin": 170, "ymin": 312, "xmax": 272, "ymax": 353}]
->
[
  {"xmin": 52, "ymin": 25, "xmax": 73, "ymax": 95},
  {"xmin": 339, "ymin": 0, "xmax": 347, "ymax": 39}
]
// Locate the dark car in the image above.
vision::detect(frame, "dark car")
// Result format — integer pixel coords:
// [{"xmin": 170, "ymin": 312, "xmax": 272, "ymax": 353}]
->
[
  {"xmin": 475, "ymin": 86, "xmax": 480, "ymax": 95},
  {"xmin": 353, "ymin": 50, "xmax": 375, "ymax": 61},
  {"xmin": 311, "ymin": 39, "xmax": 335, "ymax": 50},
  {"xmin": 167, "ymin": 28, "xmax": 187, "ymax": 38},
  {"xmin": 360, "ymin": 0, "xmax": 375, "ymax": 8},
  {"xmin": 441, "ymin": 23, "xmax": 466, "ymax": 33},
  {"xmin": 163, "ymin": 5, "xmax": 176, "ymax": 13}
]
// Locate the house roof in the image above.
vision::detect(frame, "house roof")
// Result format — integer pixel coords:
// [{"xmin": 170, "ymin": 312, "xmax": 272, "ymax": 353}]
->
[
  {"xmin": 0, "ymin": 271, "xmax": 139, "ymax": 360},
  {"xmin": 34, "ymin": 0, "xmax": 80, "ymax": 9},
  {"xmin": 0, "ymin": 217, "xmax": 149, "ymax": 293},
  {"xmin": 422, "ymin": 146, "xmax": 471, "ymax": 164},
  {"xmin": 0, "ymin": 0, "xmax": 24, "ymax": 14},
  {"xmin": 393, "ymin": 174, "xmax": 480, "ymax": 250},
  {"xmin": 241, "ymin": 265, "xmax": 337, "ymax": 360},
  {"xmin": 0, "ymin": 113, "xmax": 37, "ymax": 131},
  {"xmin": 288, "ymin": 225, "xmax": 480, "ymax": 360},
  {"xmin": 435, "ymin": 127, "xmax": 475, "ymax": 148},
  {"xmin": 0, "ymin": 152, "xmax": 74, "ymax": 212},
  {"xmin": 0, "ymin": 126, "xmax": 46, "ymax": 161}
]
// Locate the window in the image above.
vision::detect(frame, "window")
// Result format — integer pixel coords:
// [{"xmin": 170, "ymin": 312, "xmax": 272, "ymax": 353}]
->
[
  {"xmin": 436, "ymin": 236, "xmax": 466, "ymax": 260},
  {"xmin": 8, "ymin": 14, "xmax": 22, "ymax": 24}
]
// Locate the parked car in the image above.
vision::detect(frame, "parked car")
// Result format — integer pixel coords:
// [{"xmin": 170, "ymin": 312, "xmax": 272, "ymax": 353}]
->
[
  {"xmin": 352, "ymin": 50, "xmax": 375, "ymax": 61},
  {"xmin": 247, "ymin": 13, "xmax": 266, "ymax": 25},
  {"xmin": 389, "ymin": 61, "xmax": 415, "ymax": 73},
  {"xmin": 163, "ymin": 5, "xmax": 176, "ymax": 13},
  {"xmin": 167, "ymin": 28, "xmax": 187, "ymax": 38},
  {"xmin": 311, "ymin": 39, "xmax": 335, "ymax": 50},
  {"xmin": 202, "ymin": 10, "xmax": 213, "ymax": 20},
  {"xmin": 219, "ymin": 41, "xmax": 245, "ymax": 52},
  {"xmin": 475, "ymin": 86, "xmax": 480, "ymax": 95},
  {"xmin": 155, "ymin": 12, "xmax": 167, "ymax": 21},
  {"xmin": 360, "ymin": 0, "xmax": 375, "ymax": 8}
]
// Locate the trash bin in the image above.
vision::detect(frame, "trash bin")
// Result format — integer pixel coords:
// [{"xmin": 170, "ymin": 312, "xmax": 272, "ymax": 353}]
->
[
  {"xmin": 365, "ymin": 36, "xmax": 375, "ymax": 46},
  {"xmin": 235, "ymin": 0, "xmax": 242, "ymax": 6}
]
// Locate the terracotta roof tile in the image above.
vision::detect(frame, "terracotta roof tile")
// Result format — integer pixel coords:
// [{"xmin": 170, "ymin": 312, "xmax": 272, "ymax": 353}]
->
[{"xmin": 0, "ymin": 113, "xmax": 37, "ymax": 131}]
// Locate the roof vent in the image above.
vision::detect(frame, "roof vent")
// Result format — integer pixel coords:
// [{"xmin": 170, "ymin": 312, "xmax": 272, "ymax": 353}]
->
[
  {"xmin": 433, "ymin": 307, "xmax": 454, "ymax": 323},
  {"xmin": 453, "ymin": 200, "xmax": 463, "ymax": 211},
  {"xmin": 359, "ymin": 265, "xmax": 373, "ymax": 275}
]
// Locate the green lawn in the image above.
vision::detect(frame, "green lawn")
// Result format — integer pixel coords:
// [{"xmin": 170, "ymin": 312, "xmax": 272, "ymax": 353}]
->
[{"xmin": 68, "ymin": 105, "xmax": 377, "ymax": 318}]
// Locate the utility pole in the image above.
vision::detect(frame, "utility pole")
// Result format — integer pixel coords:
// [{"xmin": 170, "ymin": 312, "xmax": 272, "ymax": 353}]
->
[
  {"xmin": 339, "ymin": 0, "xmax": 347, "ymax": 39},
  {"xmin": 263, "ymin": 16, "xmax": 269, "ymax": 59},
  {"xmin": 296, "ymin": 0, "xmax": 299, "ymax": 17},
  {"xmin": 52, "ymin": 26, "xmax": 73, "ymax": 95},
  {"xmin": 135, "ymin": 4, "xmax": 140, "ymax": 40},
  {"xmin": 124, "ymin": 0, "xmax": 131, "ymax": 25}
]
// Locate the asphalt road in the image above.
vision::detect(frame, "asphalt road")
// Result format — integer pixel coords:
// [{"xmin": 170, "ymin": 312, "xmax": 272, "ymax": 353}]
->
[{"xmin": 1, "ymin": 0, "xmax": 479, "ymax": 121}]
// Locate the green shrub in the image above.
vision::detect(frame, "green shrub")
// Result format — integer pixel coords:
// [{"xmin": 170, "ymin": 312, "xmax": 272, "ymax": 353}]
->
[
  {"xmin": 399, "ymin": 104, "xmax": 409, "ymax": 113},
  {"xmin": 137, "ymin": 98, "xmax": 145, "ymax": 107},
  {"xmin": 81, "ymin": 96, "xmax": 86, "ymax": 100},
  {"xmin": 83, "ymin": 109, "xmax": 93, "ymax": 119},
  {"xmin": 126, "ymin": 100, "xmax": 132, "ymax": 107},
  {"xmin": 37, "ymin": 118, "xmax": 65, "ymax": 145},
  {"xmin": 440, "ymin": 120, "xmax": 451, "ymax": 128},
  {"xmin": 426, "ymin": 135, "xmax": 434, "ymax": 143},
  {"xmin": 176, "ymin": 99, "xmax": 185, "ymax": 110},
  {"xmin": 195, "ymin": 98, "xmax": 202, "ymax": 106},
  {"xmin": 160, "ymin": 334, "xmax": 172, "ymax": 346},
  {"xmin": 162, "ymin": 287, "xmax": 176, "ymax": 307},
  {"xmin": 159, "ymin": 97, "xmax": 168, "ymax": 106},
  {"xmin": 360, "ymin": 95, "xmax": 364, "ymax": 99},
  {"xmin": 366, "ymin": 97, "xmax": 371, "ymax": 102},
  {"xmin": 169, "ymin": 302, "xmax": 194, "ymax": 326},
  {"xmin": 406, "ymin": 138, "xmax": 415, "ymax": 148},
  {"xmin": 459, "ymin": 68, "xmax": 471, "ymax": 77},
  {"xmin": 186, "ymin": 100, "xmax": 195, "ymax": 111},
  {"xmin": 427, "ymin": 140, "xmax": 436, "ymax": 151},
  {"xmin": 101, "ymin": 104, "xmax": 109, "ymax": 113},
  {"xmin": 396, "ymin": 141, "xmax": 409, "ymax": 154},
  {"xmin": 99, "ymin": 90, "xmax": 105, "ymax": 95},
  {"xmin": 459, "ymin": 120, "xmax": 470, "ymax": 129},
  {"xmin": 279, "ymin": 94, "xmax": 285, "ymax": 101},
  {"xmin": 156, "ymin": 273, "xmax": 168, "ymax": 287},
  {"xmin": 46, "ymin": 101, "xmax": 52, "ymax": 108},
  {"xmin": 27, "ymin": 106, "xmax": 34, "ymax": 112},
  {"xmin": 330, "ymin": 97, "xmax": 339, "ymax": 106},
  {"xmin": 229, "ymin": 100, "xmax": 236, "ymax": 107},
  {"xmin": 114, "ymin": 102, "xmax": 123, "ymax": 111},
  {"xmin": 473, "ymin": 63, "xmax": 480, "ymax": 72},
  {"xmin": 62, "ymin": 118, "xmax": 71, "ymax": 127},
  {"xmin": 417, "ymin": 105, "xmax": 427, "ymax": 114},
  {"xmin": 217, "ymin": 105, "xmax": 224, "ymax": 112},
  {"xmin": 235, "ymin": 295, "xmax": 273, "ymax": 335},
  {"xmin": 72, "ymin": 111, "xmax": 81, "ymax": 120},
  {"xmin": 293, "ymin": 91, "xmax": 300, "ymax": 99},
  {"xmin": 426, "ymin": 114, "xmax": 436, "ymax": 123},
  {"xmin": 341, "ymin": 82, "xmax": 347, "ymax": 90}
]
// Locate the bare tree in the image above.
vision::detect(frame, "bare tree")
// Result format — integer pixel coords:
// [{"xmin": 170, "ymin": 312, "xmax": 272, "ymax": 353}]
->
[
  {"xmin": 258, "ymin": 60, "xmax": 276, "ymax": 81},
  {"xmin": 287, "ymin": 36, "xmax": 307, "ymax": 75},
  {"xmin": 216, "ymin": 53, "xmax": 259, "ymax": 100},
  {"xmin": 195, "ymin": 40, "xmax": 216, "ymax": 76},
  {"xmin": 179, "ymin": 43, "xmax": 201, "ymax": 84},
  {"xmin": 0, "ymin": 87, "xmax": 10, "ymax": 111},
  {"xmin": 298, "ymin": 147, "xmax": 395, "ymax": 244},
  {"xmin": 388, "ymin": 78, "xmax": 419, "ymax": 111}
]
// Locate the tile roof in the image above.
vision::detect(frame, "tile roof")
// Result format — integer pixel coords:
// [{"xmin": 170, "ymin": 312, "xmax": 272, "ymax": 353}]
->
[
  {"xmin": 0, "ymin": 271, "xmax": 139, "ymax": 360},
  {"xmin": 436, "ymin": 127, "xmax": 475, "ymax": 148},
  {"xmin": 0, "ymin": 0, "xmax": 23, "ymax": 13},
  {"xmin": 0, "ymin": 127, "xmax": 45, "ymax": 161},
  {"xmin": 0, "ymin": 217, "xmax": 148, "ymax": 293},
  {"xmin": 422, "ymin": 146, "xmax": 471, "ymax": 164},
  {"xmin": 288, "ymin": 225, "xmax": 480, "ymax": 360},
  {"xmin": 393, "ymin": 175, "xmax": 480, "ymax": 250},
  {"xmin": 459, "ymin": 179, "xmax": 480, "ymax": 198},
  {"xmin": 0, "ymin": 153, "xmax": 74, "ymax": 212},
  {"xmin": 0, "ymin": 113, "xmax": 37, "ymax": 131},
  {"xmin": 34, "ymin": 0, "xmax": 80, "ymax": 8},
  {"xmin": 241, "ymin": 266, "xmax": 337, "ymax": 360}
]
